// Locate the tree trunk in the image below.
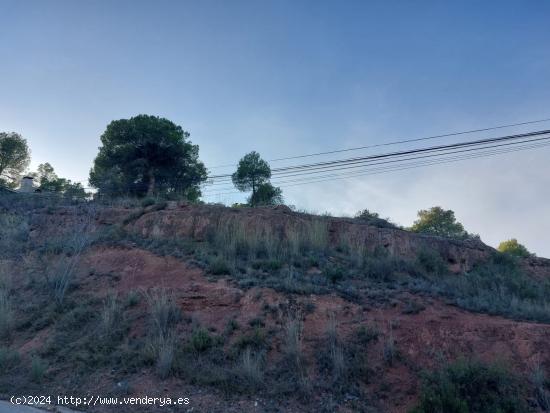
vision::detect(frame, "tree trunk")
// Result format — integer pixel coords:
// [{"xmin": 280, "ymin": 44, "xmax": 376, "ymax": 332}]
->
[{"xmin": 147, "ymin": 169, "xmax": 155, "ymax": 196}]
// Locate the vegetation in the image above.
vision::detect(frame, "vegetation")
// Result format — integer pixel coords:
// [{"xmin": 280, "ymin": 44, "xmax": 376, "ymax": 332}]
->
[
  {"xmin": 249, "ymin": 182, "xmax": 284, "ymax": 206},
  {"xmin": 410, "ymin": 206, "xmax": 469, "ymax": 239},
  {"xmin": 411, "ymin": 359, "xmax": 529, "ymax": 413},
  {"xmin": 0, "ymin": 132, "xmax": 30, "ymax": 189},
  {"xmin": 498, "ymin": 238, "xmax": 532, "ymax": 257},
  {"xmin": 232, "ymin": 151, "xmax": 283, "ymax": 206},
  {"xmin": 89, "ymin": 114, "xmax": 207, "ymax": 198},
  {"xmin": 355, "ymin": 208, "xmax": 397, "ymax": 228},
  {"xmin": 33, "ymin": 163, "xmax": 87, "ymax": 198}
]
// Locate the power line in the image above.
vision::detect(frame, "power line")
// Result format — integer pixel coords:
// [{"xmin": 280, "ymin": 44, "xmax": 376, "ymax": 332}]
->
[
  {"xmin": 202, "ymin": 140, "xmax": 550, "ymax": 197},
  {"xmin": 207, "ymin": 116, "xmax": 550, "ymax": 169},
  {"xmin": 207, "ymin": 129, "xmax": 550, "ymax": 181}
]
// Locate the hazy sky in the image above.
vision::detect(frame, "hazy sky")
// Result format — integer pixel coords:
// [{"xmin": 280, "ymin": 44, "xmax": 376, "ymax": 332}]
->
[{"xmin": 1, "ymin": 0, "xmax": 550, "ymax": 256}]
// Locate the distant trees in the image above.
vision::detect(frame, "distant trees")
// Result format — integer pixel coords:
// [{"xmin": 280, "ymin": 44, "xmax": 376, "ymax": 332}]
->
[
  {"xmin": 34, "ymin": 163, "xmax": 87, "ymax": 198},
  {"xmin": 355, "ymin": 208, "xmax": 397, "ymax": 228},
  {"xmin": 89, "ymin": 115, "xmax": 207, "ymax": 199},
  {"xmin": 410, "ymin": 206, "xmax": 468, "ymax": 239},
  {"xmin": 232, "ymin": 151, "xmax": 283, "ymax": 206},
  {"xmin": 0, "ymin": 132, "xmax": 30, "ymax": 188},
  {"xmin": 498, "ymin": 239, "xmax": 532, "ymax": 257}
]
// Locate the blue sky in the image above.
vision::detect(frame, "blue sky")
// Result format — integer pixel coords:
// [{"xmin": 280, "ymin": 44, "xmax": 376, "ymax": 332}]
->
[{"xmin": 1, "ymin": 0, "xmax": 550, "ymax": 255}]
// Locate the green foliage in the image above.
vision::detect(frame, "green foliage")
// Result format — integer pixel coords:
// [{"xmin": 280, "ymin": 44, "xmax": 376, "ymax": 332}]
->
[
  {"xmin": 89, "ymin": 114, "xmax": 207, "ymax": 198},
  {"xmin": 140, "ymin": 197, "xmax": 156, "ymax": 207},
  {"xmin": 498, "ymin": 239, "xmax": 532, "ymax": 258},
  {"xmin": 34, "ymin": 163, "xmax": 88, "ymax": 198},
  {"xmin": 411, "ymin": 359, "xmax": 529, "ymax": 413},
  {"xmin": 248, "ymin": 182, "xmax": 283, "ymax": 206},
  {"xmin": 355, "ymin": 208, "xmax": 397, "ymax": 228},
  {"xmin": 411, "ymin": 206, "xmax": 468, "ymax": 239},
  {"xmin": 0, "ymin": 347, "xmax": 20, "ymax": 371},
  {"xmin": 231, "ymin": 151, "xmax": 274, "ymax": 206},
  {"xmin": 30, "ymin": 356, "xmax": 47, "ymax": 383},
  {"xmin": 0, "ymin": 132, "xmax": 30, "ymax": 186},
  {"xmin": 209, "ymin": 257, "xmax": 232, "ymax": 275},
  {"xmin": 416, "ymin": 248, "xmax": 448, "ymax": 275},
  {"xmin": 434, "ymin": 253, "xmax": 550, "ymax": 322},
  {"xmin": 190, "ymin": 328, "xmax": 214, "ymax": 353}
]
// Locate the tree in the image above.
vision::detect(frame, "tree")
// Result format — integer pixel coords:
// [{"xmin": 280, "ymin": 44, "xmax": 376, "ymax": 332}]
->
[
  {"xmin": 410, "ymin": 206, "xmax": 467, "ymax": 239},
  {"xmin": 0, "ymin": 132, "xmax": 30, "ymax": 188},
  {"xmin": 498, "ymin": 239, "xmax": 532, "ymax": 257},
  {"xmin": 34, "ymin": 163, "xmax": 87, "ymax": 198},
  {"xmin": 89, "ymin": 115, "xmax": 207, "ymax": 198},
  {"xmin": 231, "ymin": 151, "xmax": 273, "ymax": 205},
  {"xmin": 248, "ymin": 182, "xmax": 283, "ymax": 206}
]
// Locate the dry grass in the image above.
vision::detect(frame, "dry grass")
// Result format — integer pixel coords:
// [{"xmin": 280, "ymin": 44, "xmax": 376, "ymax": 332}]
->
[
  {"xmin": 238, "ymin": 347, "xmax": 263, "ymax": 384},
  {"xmin": 143, "ymin": 287, "xmax": 181, "ymax": 378},
  {"xmin": 326, "ymin": 313, "xmax": 346, "ymax": 380},
  {"xmin": 99, "ymin": 293, "xmax": 121, "ymax": 337},
  {"xmin": 284, "ymin": 315, "xmax": 303, "ymax": 365}
]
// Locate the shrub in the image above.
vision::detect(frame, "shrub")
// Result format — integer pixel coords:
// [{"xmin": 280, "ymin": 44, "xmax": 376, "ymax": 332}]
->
[
  {"xmin": 0, "ymin": 346, "xmax": 20, "ymax": 371},
  {"xmin": 0, "ymin": 288, "xmax": 13, "ymax": 338},
  {"xmin": 416, "ymin": 248, "xmax": 448, "ymax": 275},
  {"xmin": 140, "ymin": 197, "xmax": 156, "ymax": 207},
  {"xmin": 30, "ymin": 356, "xmax": 47, "ymax": 383},
  {"xmin": 209, "ymin": 257, "xmax": 232, "ymax": 275},
  {"xmin": 411, "ymin": 359, "xmax": 529, "ymax": 413},
  {"xmin": 498, "ymin": 239, "xmax": 532, "ymax": 258},
  {"xmin": 435, "ymin": 253, "xmax": 550, "ymax": 323},
  {"xmin": 190, "ymin": 328, "xmax": 213, "ymax": 353}
]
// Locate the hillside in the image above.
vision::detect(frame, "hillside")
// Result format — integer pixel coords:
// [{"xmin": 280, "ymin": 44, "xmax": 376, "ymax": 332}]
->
[{"xmin": 1, "ymin": 195, "xmax": 549, "ymax": 412}]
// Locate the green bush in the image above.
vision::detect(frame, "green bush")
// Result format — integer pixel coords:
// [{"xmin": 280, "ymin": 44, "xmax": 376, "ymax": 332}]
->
[
  {"xmin": 498, "ymin": 239, "xmax": 532, "ymax": 258},
  {"xmin": 411, "ymin": 359, "xmax": 529, "ymax": 413},
  {"xmin": 209, "ymin": 257, "xmax": 232, "ymax": 275},
  {"xmin": 417, "ymin": 248, "xmax": 448, "ymax": 275},
  {"xmin": 0, "ymin": 347, "xmax": 20, "ymax": 371},
  {"xmin": 190, "ymin": 328, "xmax": 213, "ymax": 353},
  {"xmin": 140, "ymin": 197, "xmax": 156, "ymax": 207}
]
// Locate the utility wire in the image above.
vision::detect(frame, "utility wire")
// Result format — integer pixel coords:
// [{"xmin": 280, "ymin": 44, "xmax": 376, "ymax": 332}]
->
[
  {"xmin": 202, "ymin": 139, "xmax": 550, "ymax": 196},
  {"xmin": 207, "ymin": 117, "xmax": 550, "ymax": 169},
  {"xmin": 207, "ymin": 130, "xmax": 550, "ymax": 182}
]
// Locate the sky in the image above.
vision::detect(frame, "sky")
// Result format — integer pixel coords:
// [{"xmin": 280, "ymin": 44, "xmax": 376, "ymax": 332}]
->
[{"xmin": 1, "ymin": 0, "xmax": 550, "ymax": 256}]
